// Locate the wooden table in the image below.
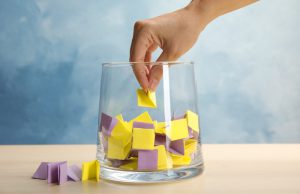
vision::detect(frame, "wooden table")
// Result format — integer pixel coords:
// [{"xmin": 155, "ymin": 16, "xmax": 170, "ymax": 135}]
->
[{"xmin": 0, "ymin": 144, "xmax": 299, "ymax": 194}]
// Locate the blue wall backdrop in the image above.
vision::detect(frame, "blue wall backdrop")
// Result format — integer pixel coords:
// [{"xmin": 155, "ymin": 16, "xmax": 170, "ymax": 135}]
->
[{"xmin": 0, "ymin": 0, "xmax": 299, "ymax": 144}]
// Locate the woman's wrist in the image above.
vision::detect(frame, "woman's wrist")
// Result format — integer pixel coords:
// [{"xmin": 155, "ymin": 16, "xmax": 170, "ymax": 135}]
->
[{"xmin": 185, "ymin": 0, "xmax": 217, "ymax": 26}]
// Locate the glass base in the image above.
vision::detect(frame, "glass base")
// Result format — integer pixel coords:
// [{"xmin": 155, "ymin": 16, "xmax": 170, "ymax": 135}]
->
[{"xmin": 100, "ymin": 163, "xmax": 204, "ymax": 183}]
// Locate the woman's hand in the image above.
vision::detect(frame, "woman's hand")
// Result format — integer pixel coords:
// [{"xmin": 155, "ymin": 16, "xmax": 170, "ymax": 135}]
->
[{"xmin": 130, "ymin": 0, "xmax": 257, "ymax": 92}]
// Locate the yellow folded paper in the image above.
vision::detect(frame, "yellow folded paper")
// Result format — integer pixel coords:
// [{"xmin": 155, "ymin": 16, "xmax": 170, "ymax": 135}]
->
[
  {"xmin": 82, "ymin": 160, "xmax": 100, "ymax": 181},
  {"xmin": 171, "ymin": 154, "xmax": 191, "ymax": 166},
  {"xmin": 186, "ymin": 110, "xmax": 199, "ymax": 133},
  {"xmin": 184, "ymin": 139, "xmax": 197, "ymax": 155},
  {"xmin": 155, "ymin": 121, "xmax": 166, "ymax": 134},
  {"xmin": 137, "ymin": 89, "xmax": 157, "ymax": 108},
  {"xmin": 166, "ymin": 119, "xmax": 189, "ymax": 141},
  {"xmin": 132, "ymin": 128, "xmax": 155, "ymax": 150},
  {"xmin": 110, "ymin": 119, "xmax": 132, "ymax": 145},
  {"xmin": 107, "ymin": 137, "xmax": 131, "ymax": 160},
  {"xmin": 155, "ymin": 145, "xmax": 173, "ymax": 170}
]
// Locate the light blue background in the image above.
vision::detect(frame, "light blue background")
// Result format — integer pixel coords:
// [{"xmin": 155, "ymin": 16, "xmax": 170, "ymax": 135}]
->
[{"xmin": 0, "ymin": 0, "xmax": 299, "ymax": 144}]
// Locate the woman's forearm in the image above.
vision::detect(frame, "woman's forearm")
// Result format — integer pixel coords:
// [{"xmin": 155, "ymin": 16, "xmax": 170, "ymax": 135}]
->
[{"xmin": 187, "ymin": 0, "xmax": 258, "ymax": 24}]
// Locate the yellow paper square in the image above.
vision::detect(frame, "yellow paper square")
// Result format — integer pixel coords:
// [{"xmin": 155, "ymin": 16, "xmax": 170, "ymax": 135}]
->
[
  {"xmin": 128, "ymin": 111, "xmax": 153, "ymax": 129},
  {"xmin": 155, "ymin": 121, "xmax": 166, "ymax": 134},
  {"xmin": 82, "ymin": 160, "xmax": 100, "ymax": 181},
  {"xmin": 186, "ymin": 110, "xmax": 199, "ymax": 133},
  {"xmin": 137, "ymin": 89, "xmax": 157, "ymax": 108},
  {"xmin": 185, "ymin": 139, "xmax": 197, "ymax": 155},
  {"xmin": 107, "ymin": 137, "xmax": 131, "ymax": 160},
  {"xmin": 166, "ymin": 119, "xmax": 189, "ymax": 141},
  {"xmin": 111, "ymin": 119, "xmax": 132, "ymax": 145},
  {"xmin": 132, "ymin": 128, "xmax": 155, "ymax": 150},
  {"xmin": 155, "ymin": 145, "xmax": 173, "ymax": 170},
  {"xmin": 171, "ymin": 154, "xmax": 191, "ymax": 166}
]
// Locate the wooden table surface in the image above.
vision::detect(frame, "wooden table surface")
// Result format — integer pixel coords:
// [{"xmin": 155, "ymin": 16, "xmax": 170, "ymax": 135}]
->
[{"xmin": 0, "ymin": 144, "xmax": 299, "ymax": 194}]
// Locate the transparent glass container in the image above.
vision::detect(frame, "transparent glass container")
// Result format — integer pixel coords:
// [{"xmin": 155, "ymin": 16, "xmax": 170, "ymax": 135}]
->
[{"xmin": 97, "ymin": 61, "xmax": 203, "ymax": 183}]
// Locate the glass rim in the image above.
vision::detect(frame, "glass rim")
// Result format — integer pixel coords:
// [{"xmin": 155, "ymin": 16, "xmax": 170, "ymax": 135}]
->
[{"xmin": 102, "ymin": 61, "xmax": 194, "ymax": 67}]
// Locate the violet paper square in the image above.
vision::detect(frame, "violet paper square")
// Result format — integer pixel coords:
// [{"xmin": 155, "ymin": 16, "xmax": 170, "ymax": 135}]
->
[
  {"xmin": 32, "ymin": 162, "xmax": 49, "ymax": 180},
  {"xmin": 138, "ymin": 150, "xmax": 158, "ymax": 170},
  {"xmin": 47, "ymin": 161, "xmax": 67, "ymax": 184},
  {"xmin": 100, "ymin": 113, "xmax": 118, "ymax": 136}
]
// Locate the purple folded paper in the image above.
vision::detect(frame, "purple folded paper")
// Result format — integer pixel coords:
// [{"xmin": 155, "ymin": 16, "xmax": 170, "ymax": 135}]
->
[
  {"xmin": 32, "ymin": 162, "xmax": 49, "ymax": 180},
  {"xmin": 155, "ymin": 134, "xmax": 166, "ymax": 146},
  {"xmin": 138, "ymin": 150, "xmax": 158, "ymax": 170},
  {"xmin": 100, "ymin": 113, "xmax": 118, "ymax": 136},
  {"xmin": 67, "ymin": 164, "xmax": 82, "ymax": 181},
  {"xmin": 169, "ymin": 139, "xmax": 185, "ymax": 155},
  {"xmin": 133, "ymin": 121, "xmax": 154, "ymax": 129},
  {"xmin": 47, "ymin": 161, "xmax": 67, "ymax": 184}
]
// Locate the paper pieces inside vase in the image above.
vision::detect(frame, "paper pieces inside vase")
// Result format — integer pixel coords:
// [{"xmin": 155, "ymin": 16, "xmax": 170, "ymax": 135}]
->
[{"xmin": 99, "ymin": 110, "xmax": 200, "ymax": 171}]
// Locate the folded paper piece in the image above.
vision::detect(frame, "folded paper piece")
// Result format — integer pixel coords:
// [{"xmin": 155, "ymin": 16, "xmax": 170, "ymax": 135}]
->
[
  {"xmin": 32, "ymin": 162, "xmax": 49, "ymax": 180},
  {"xmin": 82, "ymin": 160, "xmax": 100, "ymax": 182},
  {"xmin": 155, "ymin": 145, "xmax": 172, "ymax": 170},
  {"xmin": 186, "ymin": 110, "xmax": 199, "ymax": 133},
  {"xmin": 32, "ymin": 161, "xmax": 81, "ymax": 184},
  {"xmin": 133, "ymin": 121, "xmax": 154, "ymax": 129},
  {"xmin": 131, "ymin": 111, "xmax": 153, "ymax": 123},
  {"xmin": 110, "ymin": 118, "xmax": 132, "ymax": 145},
  {"xmin": 169, "ymin": 139, "xmax": 185, "ymax": 155},
  {"xmin": 137, "ymin": 89, "xmax": 157, "ymax": 108},
  {"xmin": 132, "ymin": 128, "xmax": 155, "ymax": 150},
  {"xmin": 101, "ymin": 110, "xmax": 200, "ymax": 170},
  {"xmin": 47, "ymin": 161, "xmax": 68, "ymax": 184},
  {"xmin": 67, "ymin": 165, "xmax": 82, "ymax": 182},
  {"xmin": 154, "ymin": 134, "xmax": 166, "ymax": 146},
  {"xmin": 138, "ymin": 150, "xmax": 158, "ymax": 170},
  {"xmin": 155, "ymin": 121, "xmax": 166, "ymax": 134},
  {"xmin": 166, "ymin": 119, "xmax": 189, "ymax": 141},
  {"xmin": 100, "ymin": 113, "xmax": 118, "ymax": 136},
  {"xmin": 107, "ymin": 137, "xmax": 131, "ymax": 160}
]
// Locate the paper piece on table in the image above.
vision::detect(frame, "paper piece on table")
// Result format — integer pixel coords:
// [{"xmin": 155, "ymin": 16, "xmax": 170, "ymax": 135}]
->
[
  {"xmin": 67, "ymin": 165, "xmax": 82, "ymax": 182},
  {"xmin": 107, "ymin": 137, "xmax": 131, "ymax": 160},
  {"xmin": 138, "ymin": 150, "xmax": 158, "ymax": 170},
  {"xmin": 155, "ymin": 145, "xmax": 172, "ymax": 170},
  {"xmin": 133, "ymin": 121, "xmax": 154, "ymax": 129},
  {"xmin": 47, "ymin": 161, "xmax": 68, "ymax": 184},
  {"xmin": 154, "ymin": 134, "xmax": 166, "ymax": 146},
  {"xmin": 120, "ymin": 158, "xmax": 138, "ymax": 170},
  {"xmin": 132, "ymin": 128, "xmax": 155, "ymax": 150},
  {"xmin": 169, "ymin": 139, "xmax": 185, "ymax": 156},
  {"xmin": 81, "ymin": 160, "xmax": 100, "ymax": 182},
  {"xmin": 155, "ymin": 121, "xmax": 166, "ymax": 134},
  {"xmin": 166, "ymin": 118, "xmax": 189, "ymax": 141},
  {"xmin": 137, "ymin": 89, "xmax": 157, "ymax": 108},
  {"xmin": 186, "ymin": 110, "xmax": 199, "ymax": 133},
  {"xmin": 32, "ymin": 162, "xmax": 49, "ymax": 180},
  {"xmin": 110, "ymin": 119, "xmax": 132, "ymax": 146},
  {"xmin": 100, "ymin": 113, "xmax": 118, "ymax": 136}
]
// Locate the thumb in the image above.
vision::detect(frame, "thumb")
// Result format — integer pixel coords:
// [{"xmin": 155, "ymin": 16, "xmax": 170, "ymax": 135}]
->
[{"xmin": 148, "ymin": 51, "xmax": 173, "ymax": 92}]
